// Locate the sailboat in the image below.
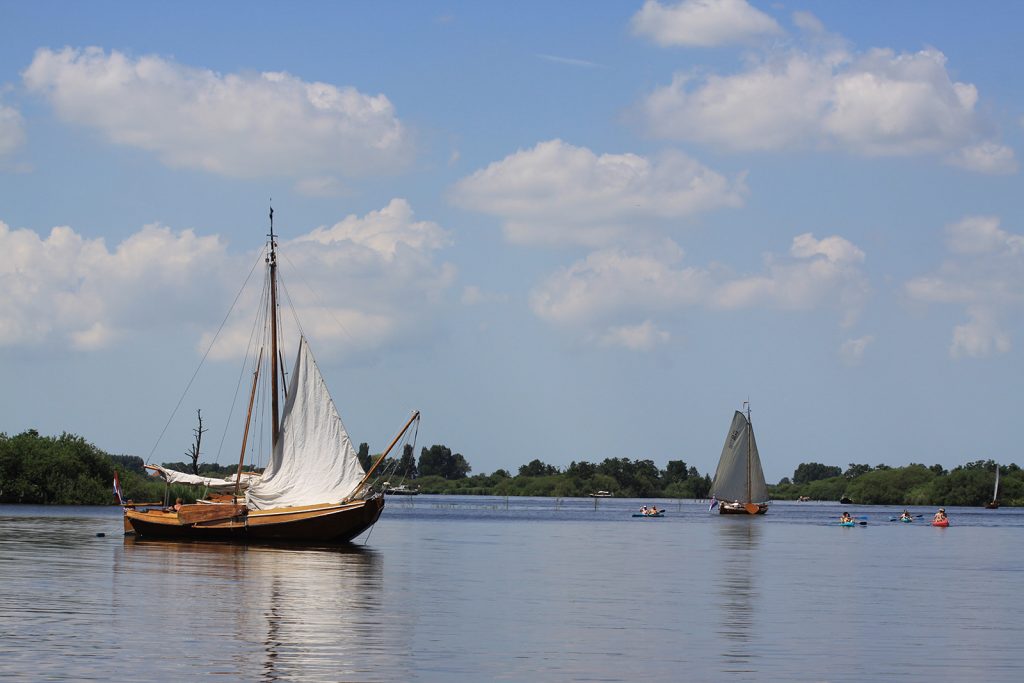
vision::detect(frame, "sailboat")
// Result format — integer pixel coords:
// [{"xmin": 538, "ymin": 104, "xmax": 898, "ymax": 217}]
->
[
  {"xmin": 124, "ymin": 209, "xmax": 420, "ymax": 542},
  {"xmin": 985, "ymin": 464, "xmax": 1000, "ymax": 509},
  {"xmin": 709, "ymin": 403, "xmax": 769, "ymax": 515}
]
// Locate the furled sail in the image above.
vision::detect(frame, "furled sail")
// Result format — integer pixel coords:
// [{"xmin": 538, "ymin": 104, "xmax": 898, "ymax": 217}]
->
[
  {"xmin": 709, "ymin": 411, "xmax": 769, "ymax": 504},
  {"xmin": 246, "ymin": 337, "xmax": 366, "ymax": 510},
  {"xmin": 146, "ymin": 464, "xmax": 260, "ymax": 490}
]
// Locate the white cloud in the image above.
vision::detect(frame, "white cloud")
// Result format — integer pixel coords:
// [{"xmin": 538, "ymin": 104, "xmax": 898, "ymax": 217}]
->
[
  {"xmin": 641, "ymin": 44, "xmax": 998, "ymax": 162},
  {"xmin": 946, "ymin": 142, "xmax": 1018, "ymax": 175},
  {"xmin": 945, "ymin": 215, "xmax": 1023, "ymax": 256},
  {"xmin": 450, "ymin": 139, "xmax": 746, "ymax": 247},
  {"xmin": 840, "ymin": 335, "xmax": 874, "ymax": 366},
  {"xmin": 291, "ymin": 198, "xmax": 450, "ymax": 257},
  {"xmin": 530, "ymin": 233, "xmax": 868, "ymax": 346},
  {"xmin": 0, "ymin": 220, "xmax": 228, "ymax": 349},
  {"xmin": 0, "ymin": 102, "xmax": 26, "ymax": 158},
  {"xmin": 0, "ymin": 201, "xmax": 455, "ymax": 356},
  {"xmin": 23, "ymin": 47, "xmax": 411, "ymax": 178},
  {"xmin": 711, "ymin": 233, "xmax": 867, "ymax": 324},
  {"xmin": 207, "ymin": 199, "xmax": 455, "ymax": 360},
  {"xmin": 597, "ymin": 320, "xmax": 671, "ymax": 351},
  {"xmin": 950, "ymin": 308, "xmax": 1011, "ymax": 358},
  {"xmin": 906, "ymin": 216, "xmax": 1024, "ymax": 358},
  {"xmin": 631, "ymin": 0, "xmax": 782, "ymax": 48}
]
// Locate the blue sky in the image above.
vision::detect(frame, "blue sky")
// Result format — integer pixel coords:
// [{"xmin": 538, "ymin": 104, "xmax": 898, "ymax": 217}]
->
[{"xmin": 2, "ymin": 1, "xmax": 1022, "ymax": 483}]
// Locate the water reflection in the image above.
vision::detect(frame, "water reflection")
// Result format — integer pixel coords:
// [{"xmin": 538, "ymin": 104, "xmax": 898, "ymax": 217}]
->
[
  {"xmin": 715, "ymin": 519, "xmax": 762, "ymax": 673},
  {"xmin": 113, "ymin": 538, "xmax": 398, "ymax": 681}
]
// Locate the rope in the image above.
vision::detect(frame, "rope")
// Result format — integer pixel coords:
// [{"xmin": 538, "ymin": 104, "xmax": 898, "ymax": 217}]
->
[{"xmin": 147, "ymin": 248, "xmax": 266, "ymax": 462}]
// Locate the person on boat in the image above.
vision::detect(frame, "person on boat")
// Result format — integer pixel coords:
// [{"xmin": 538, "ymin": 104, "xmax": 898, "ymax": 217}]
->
[
  {"xmin": 899, "ymin": 510, "xmax": 912, "ymax": 521},
  {"xmin": 640, "ymin": 505, "xmax": 648, "ymax": 515},
  {"xmin": 840, "ymin": 511, "xmax": 853, "ymax": 523},
  {"xmin": 172, "ymin": 497, "xmax": 183, "ymax": 512},
  {"xmin": 933, "ymin": 508, "xmax": 947, "ymax": 523},
  {"xmin": 648, "ymin": 505, "xmax": 659, "ymax": 516}
]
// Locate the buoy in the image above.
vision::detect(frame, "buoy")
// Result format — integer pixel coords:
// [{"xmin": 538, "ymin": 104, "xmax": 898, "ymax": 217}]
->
[{"xmin": 96, "ymin": 532, "xmax": 106, "ymax": 537}]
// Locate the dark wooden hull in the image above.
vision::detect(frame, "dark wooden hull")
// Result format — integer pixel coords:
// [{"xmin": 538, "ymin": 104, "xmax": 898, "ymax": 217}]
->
[
  {"xmin": 124, "ymin": 496, "xmax": 385, "ymax": 543},
  {"xmin": 985, "ymin": 501, "xmax": 1000, "ymax": 509},
  {"xmin": 718, "ymin": 501, "xmax": 769, "ymax": 515}
]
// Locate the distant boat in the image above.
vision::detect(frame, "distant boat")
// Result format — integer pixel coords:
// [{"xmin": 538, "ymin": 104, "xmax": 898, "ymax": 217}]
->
[
  {"xmin": 985, "ymin": 464, "xmax": 1000, "ymax": 509},
  {"xmin": 839, "ymin": 496, "xmax": 853, "ymax": 505},
  {"xmin": 709, "ymin": 403, "xmax": 769, "ymax": 515},
  {"xmin": 384, "ymin": 483, "xmax": 420, "ymax": 496},
  {"xmin": 588, "ymin": 490, "xmax": 613, "ymax": 498},
  {"xmin": 123, "ymin": 208, "xmax": 420, "ymax": 543}
]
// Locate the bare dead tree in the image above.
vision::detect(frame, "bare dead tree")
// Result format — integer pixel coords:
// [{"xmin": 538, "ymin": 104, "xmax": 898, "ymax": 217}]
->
[{"xmin": 186, "ymin": 409, "xmax": 207, "ymax": 475}]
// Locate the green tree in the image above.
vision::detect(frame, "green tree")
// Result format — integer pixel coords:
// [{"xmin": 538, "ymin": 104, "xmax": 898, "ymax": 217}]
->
[
  {"xmin": 519, "ymin": 459, "xmax": 559, "ymax": 477},
  {"xmin": 663, "ymin": 460, "xmax": 689, "ymax": 485},
  {"xmin": 357, "ymin": 442, "xmax": 371, "ymax": 471},
  {"xmin": 418, "ymin": 444, "xmax": 472, "ymax": 479},
  {"xmin": 844, "ymin": 463, "xmax": 873, "ymax": 479},
  {"xmin": 793, "ymin": 462, "xmax": 842, "ymax": 484},
  {"xmin": 397, "ymin": 443, "xmax": 418, "ymax": 478}
]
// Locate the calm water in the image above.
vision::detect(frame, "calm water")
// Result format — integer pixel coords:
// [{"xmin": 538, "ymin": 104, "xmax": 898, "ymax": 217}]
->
[{"xmin": 1, "ymin": 498, "xmax": 1022, "ymax": 682}]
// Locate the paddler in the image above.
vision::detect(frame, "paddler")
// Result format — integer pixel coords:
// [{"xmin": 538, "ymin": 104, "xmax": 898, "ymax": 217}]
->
[{"xmin": 933, "ymin": 508, "xmax": 947, "ymax": 523}]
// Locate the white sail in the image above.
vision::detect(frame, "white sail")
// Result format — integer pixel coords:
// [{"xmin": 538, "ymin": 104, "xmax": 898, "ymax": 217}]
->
[
  {"xmin": 709, "ymin": 410, "xmax": 769, "ymax": 504},
  {"xmin": 146, "ymin": 464, "xmax": 259, "ymax": 490},
  {"xmin": 246, "ymin": 337, "xmax": 366, "ymax": 510},
  {"xmin": 994, "ymin": 465, "xmax": 1000, "ymax": 501}
]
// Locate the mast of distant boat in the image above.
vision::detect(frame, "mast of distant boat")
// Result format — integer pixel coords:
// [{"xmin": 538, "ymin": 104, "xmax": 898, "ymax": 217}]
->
[{"xmin": 744, "ymin": 400, "xmax": 752, "ymax": 503}]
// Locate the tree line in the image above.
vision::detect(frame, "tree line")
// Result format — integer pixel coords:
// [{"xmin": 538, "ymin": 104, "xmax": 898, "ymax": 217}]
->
[
  {"xmin": 774, "ymin": 460, "xmax": 1021, "ymax": 506},
  {"xmin": 0, "ymin": 429, "xmax": 1019, "ymax": 506}
]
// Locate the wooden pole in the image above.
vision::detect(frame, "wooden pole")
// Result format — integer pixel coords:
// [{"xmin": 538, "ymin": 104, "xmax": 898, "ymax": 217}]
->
[
  {"xmin": 350, "ymin": 411, "xmax": 420, "ymax": 500},
  {"xmin": 235, "ymin": 348, "xmax": 263, "ymax": 497}
]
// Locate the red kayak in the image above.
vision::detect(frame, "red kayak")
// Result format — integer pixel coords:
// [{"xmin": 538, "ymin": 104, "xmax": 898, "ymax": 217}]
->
[{"xmin": 931, "ymin": 518, "xmax": 950, "ymax": 527}]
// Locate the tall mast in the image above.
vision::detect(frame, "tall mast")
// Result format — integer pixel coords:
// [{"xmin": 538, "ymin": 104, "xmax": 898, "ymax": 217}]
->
[
  {"xmin": 745, "ymin": 401, "xmax": 752, "ymax": 502},
  {"xmin": 268, "ymin": 206, "xmax": 281, "ymax": 449}
]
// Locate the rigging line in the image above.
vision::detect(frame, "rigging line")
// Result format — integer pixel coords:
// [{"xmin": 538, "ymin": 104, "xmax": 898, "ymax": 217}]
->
[
  {"xmin": 215, "ymin": 269, "xmax": 271, "ymax": 463},
  {"xmin": 147, "ymin": 247, "xmax": 267, "ymax": 462},
  {"xmin": 276, "ymin": 271, "xmax": 306, "ymax": 344}
]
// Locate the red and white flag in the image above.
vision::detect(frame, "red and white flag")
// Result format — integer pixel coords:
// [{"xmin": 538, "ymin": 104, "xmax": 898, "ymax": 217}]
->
[{"xmin": 113, "ymin": 471, "xmax": 125, "ymax": 505}]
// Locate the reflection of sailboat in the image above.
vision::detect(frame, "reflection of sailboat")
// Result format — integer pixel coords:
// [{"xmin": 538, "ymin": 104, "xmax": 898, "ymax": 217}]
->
[
  {"xmin": 124, "ymin": 208, "xmax": 420, "ymax": 542},
  {"xmin": 715, "ymin": 520, "xmax": 760, "ymax": 672},
  {"xmin": 115, "ymin": 537, "xmax": 391, "ymax": 680},
  {"xmin": 710, "ymin": 403, "xmax": 769, "ymax": 515},
  {"xmin": 985, "ymin": 464, "xmax": 1000, "ymax": 509}
]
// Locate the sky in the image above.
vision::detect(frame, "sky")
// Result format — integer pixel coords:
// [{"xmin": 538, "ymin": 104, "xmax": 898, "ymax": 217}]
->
[{"xmin": 1, "ymin": 1, "xmax": 1022, "ymax": 484}]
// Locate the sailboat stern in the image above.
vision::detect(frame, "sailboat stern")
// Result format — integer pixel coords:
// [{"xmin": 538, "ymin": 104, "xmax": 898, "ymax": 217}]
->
[{"xmin": 717, "ymin": 501, "xmax": 769, "ymax": 515}]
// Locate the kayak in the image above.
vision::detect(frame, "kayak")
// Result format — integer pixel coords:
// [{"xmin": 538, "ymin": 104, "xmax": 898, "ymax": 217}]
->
[
  {"xmin": 839, "ymin": 521, "xmax": 857, "ymax": 526},
  {"xmin": 931, "ymin": 518, "xmax": 950, "ymax": 527},
  {"xmin": 632, "ymin": 512, "xmax": 664, "ymax": 518},
  {"xmin": 901, "ymin": 517, "xmax": 914, "ymax": 523}
]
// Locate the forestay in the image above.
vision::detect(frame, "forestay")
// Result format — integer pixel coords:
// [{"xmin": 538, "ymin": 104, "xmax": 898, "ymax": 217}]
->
[
  {"xmin": 246, "ymin": 337, "xmax": 366, "ymax": 510},
  {"xmin": 709, "ymin": 411, "xmax": 769, "ymax": 504}
]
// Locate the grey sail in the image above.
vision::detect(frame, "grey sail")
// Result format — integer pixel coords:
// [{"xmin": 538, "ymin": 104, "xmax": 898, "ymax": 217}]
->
[{"xmin": 710, "ymin": 410, "xmax": 769, "ymax": 503}]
